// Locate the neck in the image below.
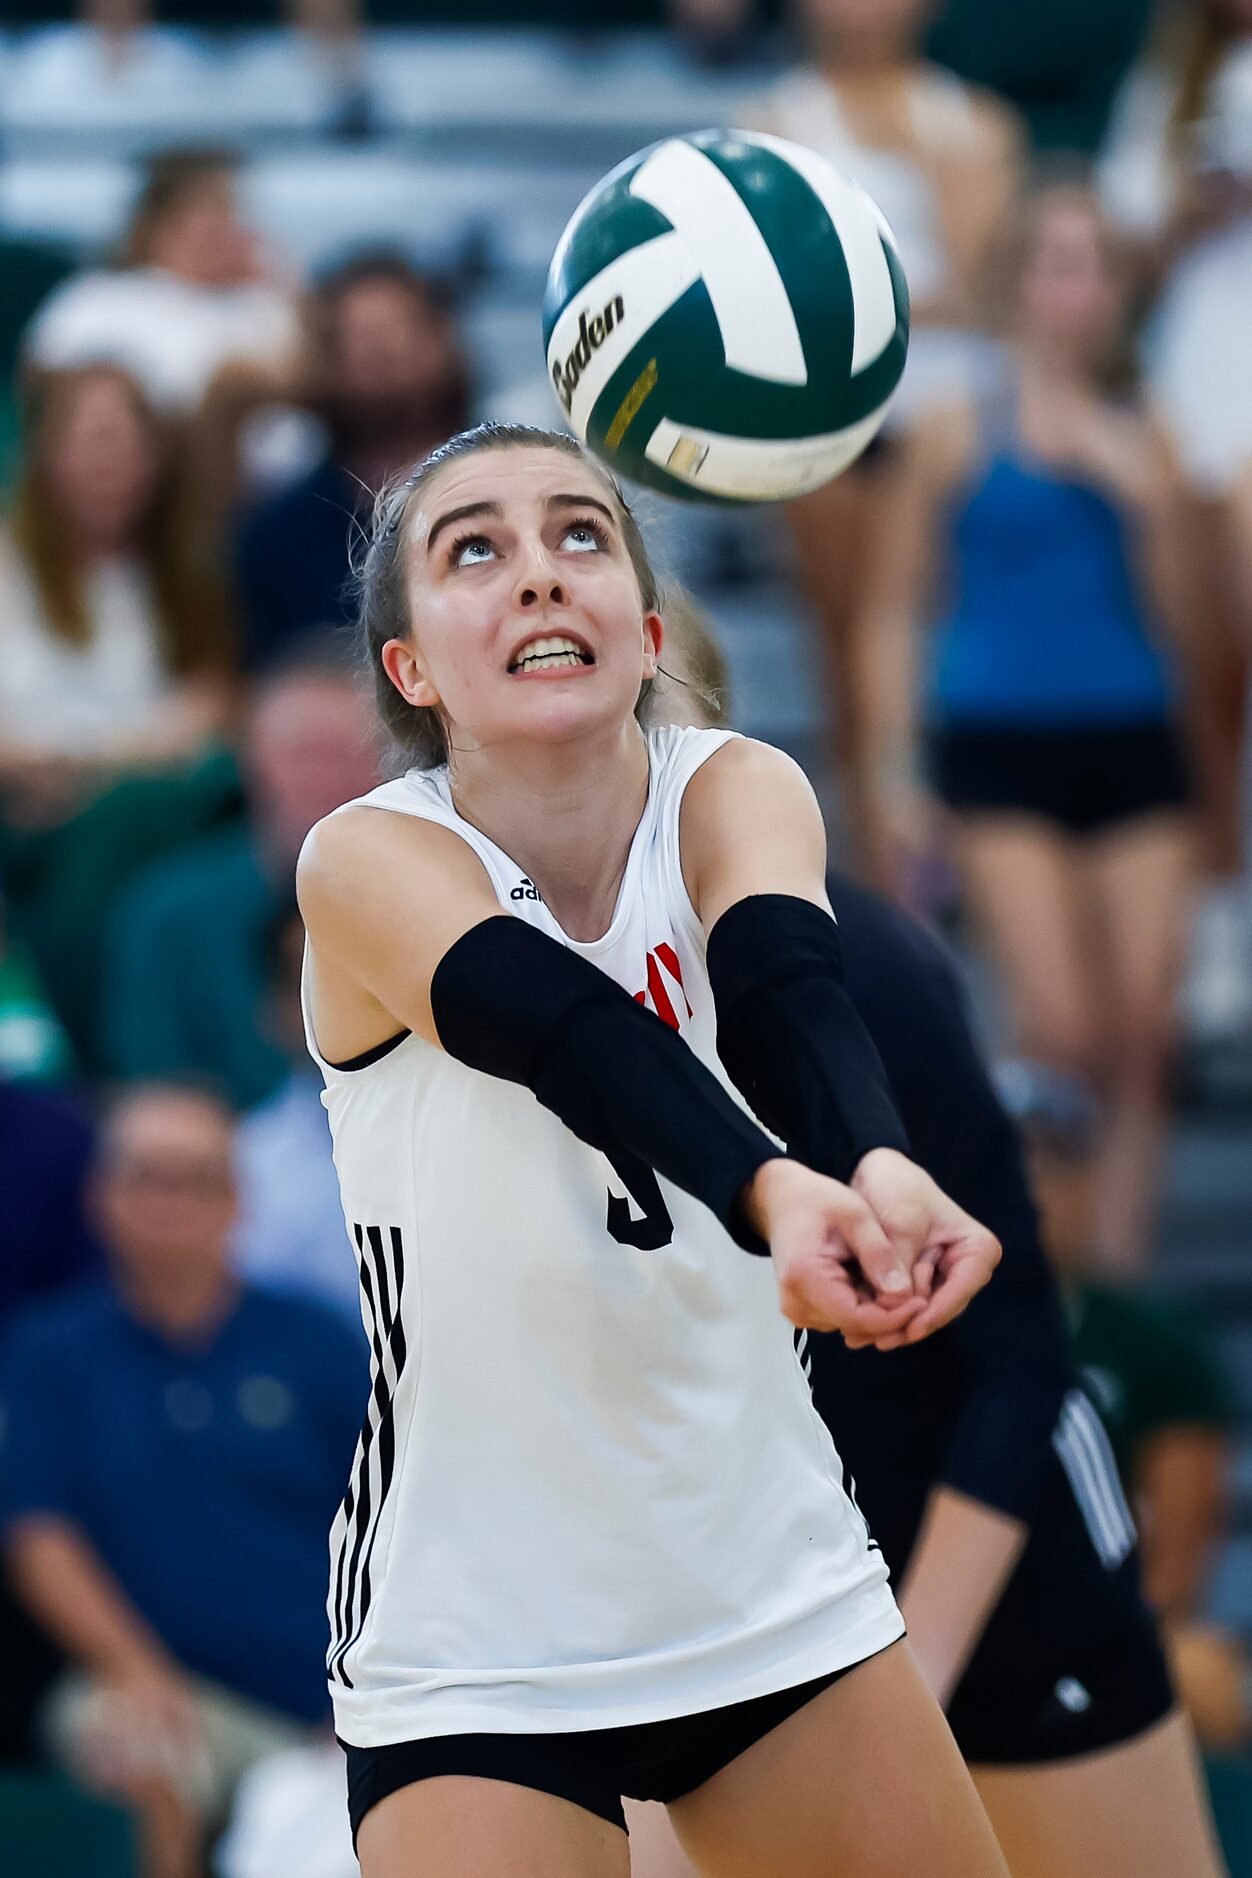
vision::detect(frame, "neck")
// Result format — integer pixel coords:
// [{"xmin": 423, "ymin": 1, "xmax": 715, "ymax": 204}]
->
[
  {"xmin": 116, "ymin": 1258, "xmax": 239, "ymax": 1343},
  {"xmin": 448, "ymin": 720, "xmax": 651, "ymax": 942}
]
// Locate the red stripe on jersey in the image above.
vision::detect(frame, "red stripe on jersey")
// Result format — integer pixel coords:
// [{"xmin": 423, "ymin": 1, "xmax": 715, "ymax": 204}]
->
[
  {"xmin": 646, "ymin": 952, "xmax": 680, "ymax": 1031},
  {"xmin": 653, "ymin": 942, "xmax": 693, "ymax": 1017}
]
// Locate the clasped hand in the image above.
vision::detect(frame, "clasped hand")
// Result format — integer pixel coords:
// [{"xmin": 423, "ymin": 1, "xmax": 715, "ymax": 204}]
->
[{"xmin": 745, "ymin": 1148, "xmax": 1000, "ymax": 1349}]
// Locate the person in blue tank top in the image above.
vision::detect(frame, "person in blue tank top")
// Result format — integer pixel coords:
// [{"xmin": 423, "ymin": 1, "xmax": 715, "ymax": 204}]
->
[{"xmin": 857, "ymin": 181, "xmax": 1195, "ymax": 1274}]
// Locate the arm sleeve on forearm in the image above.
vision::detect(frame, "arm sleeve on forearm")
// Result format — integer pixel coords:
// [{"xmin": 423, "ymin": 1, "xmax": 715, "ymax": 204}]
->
[
  {"xmin": 430, "ymin": 916, "xmax": 778, "ymax": 1253},
  {"xmin": 705, "ymin": 894, "xmax": 910, "ymax": 1183}
]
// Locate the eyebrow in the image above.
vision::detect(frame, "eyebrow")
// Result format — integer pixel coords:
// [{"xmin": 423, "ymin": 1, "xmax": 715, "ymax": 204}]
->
[
  {"xmin": 547, "ymin": 493, "xmax": 617, "ymax": 529},
  {"xmin": 426, "ymin": 491, "xmax": 618, "ymax": 558},
  {"xmin": 426, "ymin": 500, "xmax": 502, "ymax": 557}
]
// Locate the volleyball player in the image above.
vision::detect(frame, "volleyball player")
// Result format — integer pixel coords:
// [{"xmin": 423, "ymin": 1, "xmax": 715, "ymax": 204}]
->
[
  {"xmin": 297, "ymin": 422, "xmax": 1008, "ymax": 1878},
  {"xmin": 624, "ymin": 598, "xmax": 1225, "ymax": 1878}
]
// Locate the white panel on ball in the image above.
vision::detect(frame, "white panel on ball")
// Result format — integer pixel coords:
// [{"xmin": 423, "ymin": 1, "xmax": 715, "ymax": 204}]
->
[
  {"xmin": 644, "ymin": 408, "xmax": 889, "ymax": 502},
  {"xmin": 750, "ymin": 131, "xmax": 900, "ymax": 375},
  {"xmin": 628, "ymin": 139, "xmax": 808, "ymax": 386},
  {"xmin": 545, "ymin": 232, "xmax": 699, "ymax": 438}
]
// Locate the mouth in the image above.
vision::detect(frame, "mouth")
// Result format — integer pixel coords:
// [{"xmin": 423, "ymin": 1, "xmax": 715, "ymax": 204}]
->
[{"xmin": 507, "ymin": 632, "xmax": 597, "ymax": 677}]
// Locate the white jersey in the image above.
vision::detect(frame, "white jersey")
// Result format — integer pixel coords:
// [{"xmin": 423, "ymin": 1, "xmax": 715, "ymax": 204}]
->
[{"xmin": 306, "ymin": 725, "xmax": 902, "ymax": 1747}]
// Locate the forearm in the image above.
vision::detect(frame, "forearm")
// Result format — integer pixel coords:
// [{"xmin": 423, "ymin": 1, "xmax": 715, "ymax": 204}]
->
[
  {"xmin": 432, "ymin": 915, "xmax": 780, "ymax": 1250},
  {"xmin": 706, "ymin": 894, "xmax": 909, "ymax": 1182},
  {"xmin": 898, "ymin": 1486, "xmax": 1028, "ymax": 1709},
  {"xmin": 6, "ymin": 1515, "xmax": 174, "ymax": 1679}
]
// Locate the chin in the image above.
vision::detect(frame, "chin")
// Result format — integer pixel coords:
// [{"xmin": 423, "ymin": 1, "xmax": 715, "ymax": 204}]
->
[{"xmin": 506, "ymin": 687, "xmax": 635, "ymax": 747}]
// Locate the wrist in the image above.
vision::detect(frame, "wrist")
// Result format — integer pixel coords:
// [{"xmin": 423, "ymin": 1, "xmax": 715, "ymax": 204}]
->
[{"xmin": 740, "ymin": 1156, "xmax": 794, "ymax": 1243}]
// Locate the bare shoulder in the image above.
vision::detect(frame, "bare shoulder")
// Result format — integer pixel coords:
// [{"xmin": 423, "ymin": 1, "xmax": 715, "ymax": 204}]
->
[
  {"xmin": 681, "ymin": 739, "xmax": 827, "ymax": 928},
  {"xmin": 297, "ymin": 804, "xmax": 490, "ymax": 930},
  {"xmin": 298, "ymin": 804, "xmax": 503, "ymax": 1051},
  {"xmin": 683, "ymin": 735, "xmax": 815, "ymax": 818},
  {"xmin": 297, "ymin": 803, "xmax": 500, "ymax": 993}
]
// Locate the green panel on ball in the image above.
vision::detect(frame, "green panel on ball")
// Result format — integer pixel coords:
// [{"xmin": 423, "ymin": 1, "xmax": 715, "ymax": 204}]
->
[{"xmin": 542, "ymin": 148, "xmax": 669, "ymax": 347}]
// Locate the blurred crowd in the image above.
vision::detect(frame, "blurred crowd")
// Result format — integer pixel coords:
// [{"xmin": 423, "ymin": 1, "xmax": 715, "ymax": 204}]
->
[{"xmin": 0, "ymin": 2, "xmax": 1249, "ymax": 1874}]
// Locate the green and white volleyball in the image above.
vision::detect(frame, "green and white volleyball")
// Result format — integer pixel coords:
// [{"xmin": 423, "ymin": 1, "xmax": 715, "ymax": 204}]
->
[{"xmin": 542, "ymin": 129, "xmax": 910, "ymax": 505}]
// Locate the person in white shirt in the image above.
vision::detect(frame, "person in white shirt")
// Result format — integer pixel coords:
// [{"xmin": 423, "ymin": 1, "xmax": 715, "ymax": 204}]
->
[
  {"xmin": 4, "ymin": 0, "xmax": 204, "ymax": 135},
  {"xmin": 298, "ymin": 420, "xmax": 1006, "ymax": 1878},
  {"xmin": 0, "ymin": 363, "xmax": 233, "ymax": 827},
  {"xmin": 25, "ymin": 147, "xmax": 301, "ymax": 418}
]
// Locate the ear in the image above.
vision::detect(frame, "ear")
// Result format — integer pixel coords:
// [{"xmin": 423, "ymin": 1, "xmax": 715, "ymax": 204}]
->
[
  {"xmin": 642, "ymin": 610, "xmax": 664, "ymax": 682},
  {"xmin": 381, "ymin": 637, "xmax": 441, "ymax": 711}
]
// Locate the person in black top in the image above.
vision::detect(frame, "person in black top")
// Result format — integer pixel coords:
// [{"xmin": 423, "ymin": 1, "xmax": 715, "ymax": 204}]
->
[{"xmin": 625, "ymin": 596, "xmax": 1224, "ymax": 1878}]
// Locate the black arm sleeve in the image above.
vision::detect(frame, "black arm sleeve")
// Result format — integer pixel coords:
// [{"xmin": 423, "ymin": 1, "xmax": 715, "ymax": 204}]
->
[
  {"xmin": 832, "ymin": 875, "xmax": 1071, "ymax": 1525},
  {"xmin": 705, "ymin": 893, "xmax": 911, "ymax": 1183},
  {"xmin": 430, "ymin": 915, "xmax": 778, "ymax": 1253}
]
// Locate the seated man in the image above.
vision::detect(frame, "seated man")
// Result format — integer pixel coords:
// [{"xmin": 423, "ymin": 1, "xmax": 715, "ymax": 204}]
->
[{"xmin": 0, "ymin": 1083, "xmax": 367, "ymax": 1878}]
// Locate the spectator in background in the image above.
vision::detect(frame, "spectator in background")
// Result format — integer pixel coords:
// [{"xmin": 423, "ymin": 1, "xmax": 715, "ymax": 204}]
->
[
  {"xmin": 231, "ymin": 904, "xmax": 358, "ymax": 1323},
  {"xmin": 856, "ymin": 181, "xmax": 1195, "ymax": 1275},
  {"xmin": 233, "ymin": 254, "xmax": 472, "ymax": 670},
  {"xmin": 747, "ymin": 0, "xmax": 1024, "ymax": 860},
  {"xmin": 104, "ymin": 656, "xmax": 378, "ymax": 1110},
  {"xmin": 232, "ymin": 0, "xmax": 377, "ymax": 139},
  {"xmin": 1100, "ymin": 1, "xmax": 1252, "ymax": 1040},
  {"xmin": 0, "ymin": 365, "xmax": 233, "ymax": 834},
  {"xmin": 0, "ymin": 1083, "xmax": 365, "ymax": 1878},
  {"xmin": 999, "ymin": 1060, "xmax": 1249, "ymax": 1752},
  {"xmin": 4, "ymin": 0, "xmax": 204, "ymax": 135},
  {"xmin": 25, "ymin": 148, "xmax": 300, "ymax": 419}
]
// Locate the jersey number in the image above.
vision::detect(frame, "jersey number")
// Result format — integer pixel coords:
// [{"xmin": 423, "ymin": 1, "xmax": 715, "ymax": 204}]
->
[{"xmin": 605, "ymin": 1150, "xmax": 675, "ymax": 1250}]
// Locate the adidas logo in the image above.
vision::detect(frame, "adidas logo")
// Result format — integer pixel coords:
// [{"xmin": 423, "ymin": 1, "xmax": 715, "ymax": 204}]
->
[
  {"xmin": 552, "ymin": 295, "xmax": 626, "ymax": 413},
  {"xmin": 510, "ymin": 877, "xmax": 541, "ymax": 902}
]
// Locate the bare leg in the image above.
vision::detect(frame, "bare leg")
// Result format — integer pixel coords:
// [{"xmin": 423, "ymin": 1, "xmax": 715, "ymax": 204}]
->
[
  {"xmin": 667, "ymin": 1642, "xmax": 1007, "ymax": 1878},
  {"xmin": 786, "ymin": 466, "xmax": 884, "ymax": 871},
  {"xmin": 1080, "ymin": 813, "xmax": 1194, "ymax": 1273},
  {"xmin": 953, "ymin": 818, "xmax": 1099, "ymax": 1068},
  {"xmin": 972, "ymin": 1710, "xmax": 1226, "ymax": 1878},
  {"xmin": 356, "ymin": 1777, "xmax": 631, "ymax": 1878},
  {"xmin": 626, "ymin": 1800, "xmax": 699, "ymax": 1878}
]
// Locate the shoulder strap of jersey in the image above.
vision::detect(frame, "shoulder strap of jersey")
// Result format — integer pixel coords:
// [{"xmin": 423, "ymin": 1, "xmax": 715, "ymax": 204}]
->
[{"xmin": 649, "ymin": 726, "xmax": 739, "ymax": 950}]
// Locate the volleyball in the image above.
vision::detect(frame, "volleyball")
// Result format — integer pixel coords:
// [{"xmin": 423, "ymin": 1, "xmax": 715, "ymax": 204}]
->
[{"xmin": 542, "ymin": 128, "xmax": 910, "ymax": 505}]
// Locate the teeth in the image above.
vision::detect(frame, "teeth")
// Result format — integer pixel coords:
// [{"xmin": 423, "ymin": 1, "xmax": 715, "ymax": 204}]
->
[
  {"xmin": 517, "ymin": 651, "xmax": 582, "ymax": 671},
  {"xmin": 511, "ymin": 634, "xmax": 590, "ymax": 672}
]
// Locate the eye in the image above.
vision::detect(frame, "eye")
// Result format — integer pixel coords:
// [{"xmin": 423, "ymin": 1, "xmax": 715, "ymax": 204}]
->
[
  {"xmin": 561, "ymin": 518, "xmax": 609, "ymax": 553},
  {"xmin": 449, "ymin": 532, "xmax": 496, "ymax": 568}
]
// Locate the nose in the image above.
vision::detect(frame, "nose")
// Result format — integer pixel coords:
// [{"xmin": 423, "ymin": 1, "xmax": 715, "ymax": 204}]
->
[{"xmin": 514, "ymin": 539, "xmax": 569, "ymax": 610}]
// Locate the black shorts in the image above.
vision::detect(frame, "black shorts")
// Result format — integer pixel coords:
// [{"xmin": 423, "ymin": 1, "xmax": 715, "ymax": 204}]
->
[
  {"xmin": 948, "ymin": 1599, "xmax": 1175, "ymax": 1766},
  {"xmin": 342, "ymin": 1659, "xmax": 866, "ymax": 1844},
  {"xmin": 929, "ymin": 720, "xmax": 1189, "ymax": 837}
]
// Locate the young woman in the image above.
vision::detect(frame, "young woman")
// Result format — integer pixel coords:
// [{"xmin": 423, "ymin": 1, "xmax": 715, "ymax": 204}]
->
[
  {"xmin": 297, "ymin": 421, "xmax": 1006, "ymax": 1878},
  {"xmin": 858, "ymin": 182, "xmax": 1196, "ymax": 1273},
  {"xmin": 749, "ymin": 0, "xmax": 1024, "ymax": 857},
  {"xmin": 0, "ymin": 362, "xmax": 233, "ymax": 829}
]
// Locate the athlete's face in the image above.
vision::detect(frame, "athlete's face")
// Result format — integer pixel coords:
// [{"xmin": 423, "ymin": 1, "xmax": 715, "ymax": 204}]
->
[{"xmin": 385, "ymin": 448, "xmax": 663, "ymax": 759}]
